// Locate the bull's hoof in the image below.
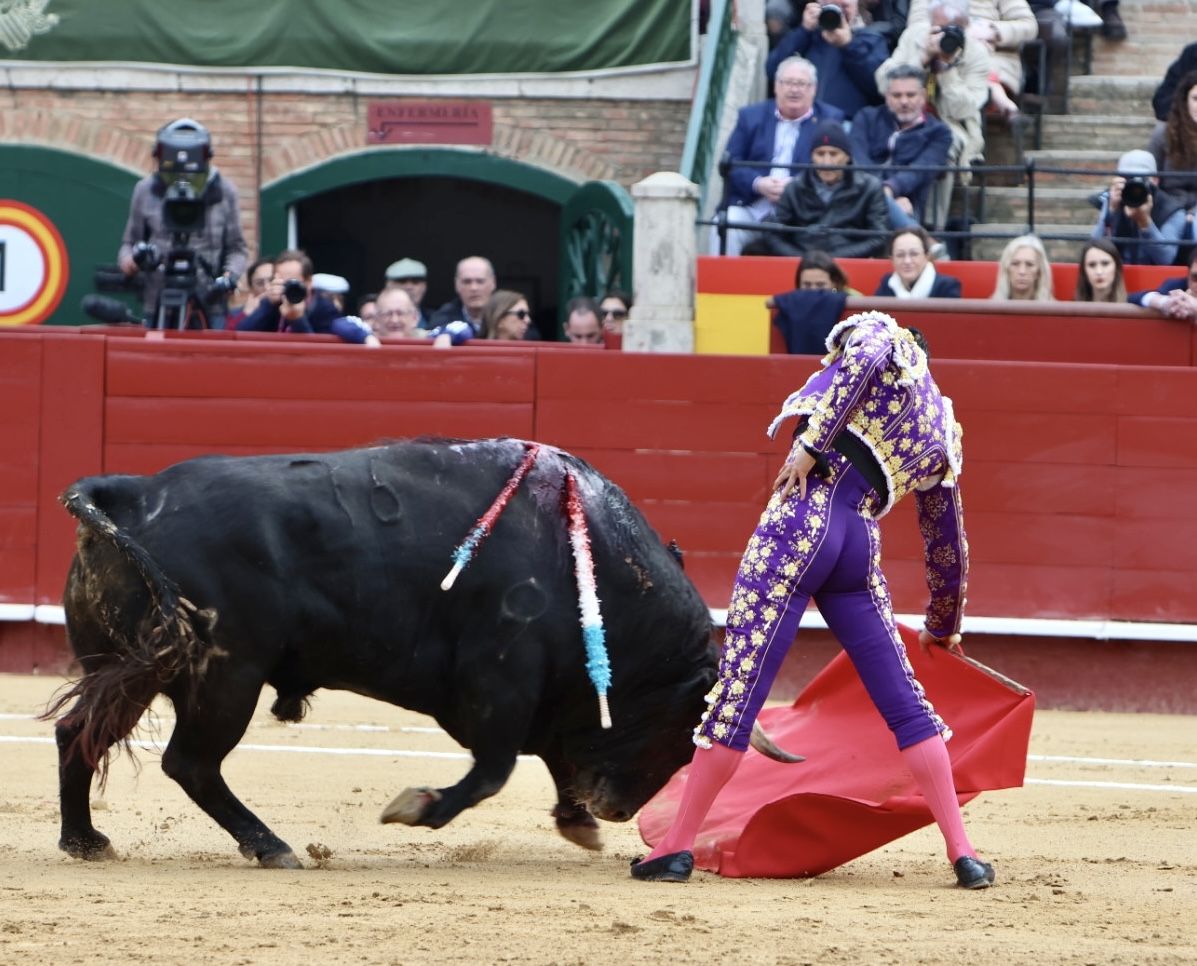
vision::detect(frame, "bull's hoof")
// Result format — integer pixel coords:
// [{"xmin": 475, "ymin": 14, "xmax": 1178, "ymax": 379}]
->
[
  {"xmin": 259, "ymin": 849, "xmax": 303, "ymax": 870},
  {"xmin": 380, "ymin": 786, "xmax": 441, "ymax": 825},
  {"xmin": 60, "ymin": 832, "xmax": 118, "ymax": 862},
  {"xmin": 557, "ymin": 822, "xmax": 603, "ymax": 851}
]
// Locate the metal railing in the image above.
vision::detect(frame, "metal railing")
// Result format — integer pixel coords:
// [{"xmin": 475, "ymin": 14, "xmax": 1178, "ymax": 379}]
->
[
  {"xmin": 679, "ymin": 0, "xmax": 737, "ymax": 215},
  {"xmin": 709, "ymin": 158, "xmax": 1197, "ymax": 259}
]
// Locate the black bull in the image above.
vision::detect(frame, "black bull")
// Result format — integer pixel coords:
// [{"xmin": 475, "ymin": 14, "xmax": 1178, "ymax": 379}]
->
[{"xmin": 47, "ymin": 437, "xmax": 718, "ymax": 868}]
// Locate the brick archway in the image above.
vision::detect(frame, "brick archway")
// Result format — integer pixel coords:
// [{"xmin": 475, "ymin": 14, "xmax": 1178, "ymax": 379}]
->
[
  {"xmin": 261, "ymin": 119, "xmax": 619, "ymax": 187},
  {"xmin": 0, "ymin": 110, "xmax": 149, "ymax": 176}
]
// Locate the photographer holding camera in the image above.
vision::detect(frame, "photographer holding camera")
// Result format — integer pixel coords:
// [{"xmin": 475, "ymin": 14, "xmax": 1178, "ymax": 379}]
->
[
  {"xmin": 1092, "ymin": 150, "xmax": 1188, "ymax": 267},
  {"xmin": 765, "ymin": 0, "xmax": 887, "ymax": 120},
  {"xmin": 117, "ymin": 118, "xmax": 248, "ymax": 329},
  {"xmin": 236, "ymin": 249, "xmax": 341, "ymax": 334}
]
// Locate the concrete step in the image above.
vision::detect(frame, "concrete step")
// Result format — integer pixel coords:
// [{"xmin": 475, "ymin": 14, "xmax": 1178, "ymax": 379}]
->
[
  {"xmin": 969, "ymin": 223, "xmax": 1093, "ymax": 261},
  {"xmin": 1037, "ymin": 114, "xmax": 1158, "ymax": 152},
  {"xmin": 1066, "ymin": 75, "xmax": 1158, "ymax": 117},
  {"xmin": 1091, "ymin": 37, "xmax": 1195, "ymax": 78},
  {"xmin": 981, "ymin": 186, "xmax": 1101, "ymax": 225},
  {"xmin": 1023, "ymin": 149, "xmax": 1124, "ymax": 184}
]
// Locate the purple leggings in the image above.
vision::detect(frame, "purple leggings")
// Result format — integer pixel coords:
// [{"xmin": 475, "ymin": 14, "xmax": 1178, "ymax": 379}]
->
[{"xmin": 695, "ymin": 451, "xmax": 948, "ymax": 752}]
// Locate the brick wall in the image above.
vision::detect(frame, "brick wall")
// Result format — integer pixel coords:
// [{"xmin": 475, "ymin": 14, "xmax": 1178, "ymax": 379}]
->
[{"xmin": 0, "ymin": 87, "xmax": 690, "ymax": 254}]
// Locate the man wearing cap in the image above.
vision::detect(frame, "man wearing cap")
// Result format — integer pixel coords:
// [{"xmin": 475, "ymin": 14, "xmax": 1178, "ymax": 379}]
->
[
  {"xmin": 311, "ymin": 273, "xmax": 350, "ymax": 313},
  {"xmin": 429, "ymin": 256, "xmax": 496, "ymax": 334},
  {"xmin": 758, "ymin": 119, "xmax": 888, "ymax": 258},
  {"xmin": 1092, "ymin": 149, "xmax": 1188, "ymax": 266},
  {"xmin": 384, "ymin": 257, "xmax": 431, "ymax": 329}
]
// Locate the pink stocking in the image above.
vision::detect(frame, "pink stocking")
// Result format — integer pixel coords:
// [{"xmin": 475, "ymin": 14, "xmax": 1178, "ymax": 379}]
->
[
  {"xmin": 900, "ymin": 734, "xmax": 975, "ymax": 861},
  {"xmin": 644, "ymin": 742, "xmax": 743, "ymax": 860}
]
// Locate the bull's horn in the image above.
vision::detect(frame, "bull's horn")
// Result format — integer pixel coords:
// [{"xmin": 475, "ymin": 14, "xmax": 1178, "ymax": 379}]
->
[{"xmin": 750, "ymin": 721, "xmax": 805, "ymax": 763}]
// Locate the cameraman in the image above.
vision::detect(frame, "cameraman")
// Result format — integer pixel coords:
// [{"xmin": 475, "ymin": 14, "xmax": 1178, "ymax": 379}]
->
[
  {"xmin": 765, "ymin": 0, "xmax": 887, "ymax": 119},
  {"xmin": 1092, "ymin": 150, "xmax": 1187, "ymax": 266},
  {"xmin": 118, "ymin": 118, "xmax": 248, "ymax": 328}
]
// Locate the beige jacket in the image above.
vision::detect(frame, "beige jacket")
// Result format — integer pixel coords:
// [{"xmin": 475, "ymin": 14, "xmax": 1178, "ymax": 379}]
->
[{"xmin": 906, "ymin": 0, "xmax": 1038, "ymax": 90}]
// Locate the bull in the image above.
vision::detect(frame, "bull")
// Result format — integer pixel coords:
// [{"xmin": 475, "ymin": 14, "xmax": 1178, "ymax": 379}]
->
[{"xmin": 48, "ymin": 437, "xmax": 726, "ymax": 868}]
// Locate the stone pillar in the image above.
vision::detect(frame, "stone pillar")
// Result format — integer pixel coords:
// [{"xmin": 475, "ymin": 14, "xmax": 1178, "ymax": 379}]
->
[{"xmin": 623, "ymin": 172, "xmax": 699, "ymax": 353}]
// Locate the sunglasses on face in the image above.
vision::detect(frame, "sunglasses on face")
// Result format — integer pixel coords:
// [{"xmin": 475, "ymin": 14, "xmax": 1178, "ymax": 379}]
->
[
  {"xmin": 504, "ymin": 309, "xmax": 531, "ymax": 320},
  {"xmin": 600, "ymin": 307, "xmax": 628, "ymax": 319}
]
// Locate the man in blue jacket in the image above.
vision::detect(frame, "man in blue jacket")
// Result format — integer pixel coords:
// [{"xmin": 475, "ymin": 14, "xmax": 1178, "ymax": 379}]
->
[
  {"xmin": 849, "ymin": 63, "xmax": 953, "ymax": 229},
  {"xmin": 716, "ymin": 56, "xmax": 844, "ymax": 256},
  {"xmin": 765, "ymin": 0, "xmax": 887, "ymax": 119}
]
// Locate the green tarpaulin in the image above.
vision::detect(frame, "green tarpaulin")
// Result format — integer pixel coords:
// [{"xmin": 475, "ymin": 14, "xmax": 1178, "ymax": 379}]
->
[{"xmin": 6, "ymin": 0, "xmax": 692, "ymax": 74}]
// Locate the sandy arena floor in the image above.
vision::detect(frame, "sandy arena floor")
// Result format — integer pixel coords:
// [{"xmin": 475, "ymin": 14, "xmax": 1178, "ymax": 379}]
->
[{"xmin": 0, "ymin": 672, "xmax": 1194, "ymax": 965}]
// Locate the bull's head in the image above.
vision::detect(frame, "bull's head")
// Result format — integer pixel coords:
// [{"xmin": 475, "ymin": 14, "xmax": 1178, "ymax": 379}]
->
[{"xmin": 560, "ymin": 636, "xmax": 718, "ymax": 823}]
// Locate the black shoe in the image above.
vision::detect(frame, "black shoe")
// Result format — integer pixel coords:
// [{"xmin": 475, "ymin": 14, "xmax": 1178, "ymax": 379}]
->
[
  {"xmin": 630, "ymin": 850, "xmax": 694, "ymax": 882},
  {"xmin": 1100, "ymin": 4, "xmax": 1127, "ymax": 40},
  {"xmin": 954, "ymin": 855, "xmax": 996, "ymax": 889}
]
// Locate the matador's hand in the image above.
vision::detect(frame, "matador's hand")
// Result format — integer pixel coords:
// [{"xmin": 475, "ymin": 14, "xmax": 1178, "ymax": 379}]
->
[
  {"xmin": 919, "ymin": 629, "xmax": 964, "ymax": 655},
  {"xmin": 774, "ymin": 446, "xmax": 818, "ymax": 501}
]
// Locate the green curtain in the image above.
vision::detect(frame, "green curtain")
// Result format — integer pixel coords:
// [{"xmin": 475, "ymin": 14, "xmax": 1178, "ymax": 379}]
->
[{"xmin": 10, "ymin": 0, "xmax": 691, "ymax": 74}]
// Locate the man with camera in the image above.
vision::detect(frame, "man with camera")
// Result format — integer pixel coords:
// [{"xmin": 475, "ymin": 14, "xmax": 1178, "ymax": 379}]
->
[
  {"xmin": 118, "ymin": 118, "xmax": 248, "ymax": 329},
  {"xmin": 875, "ymin": 0, "xmax": 990, "ymax": 225},
  {"xmin": 1092, "ymin": 150, "xmax": 1188, "ymax": 267},
  {"xmin": 236, "ymin": 249, "xmax": 341, "ymax": 334},
  {"xmin": 765, "ymin": 0, "xmax": 888, "ymax": 120}
]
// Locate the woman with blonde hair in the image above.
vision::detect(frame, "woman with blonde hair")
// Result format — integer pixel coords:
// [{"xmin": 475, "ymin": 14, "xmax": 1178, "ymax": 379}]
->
[
  {"xmin": 992, "ymin": 234, "xmax": 1054, "ymax": 301},
  {"xmin": 481, "ymin": 289, "xmax": 533, "ymax": 340},
  {"xmin": 1074, "ymin": 239, "xmax": 1127, "ymax": 303}
]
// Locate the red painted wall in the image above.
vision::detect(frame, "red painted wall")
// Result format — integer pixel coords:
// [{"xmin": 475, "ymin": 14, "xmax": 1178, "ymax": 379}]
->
[{"xmin": 3, "ymin": 329, "xmax": 1196, "ymax": 635}]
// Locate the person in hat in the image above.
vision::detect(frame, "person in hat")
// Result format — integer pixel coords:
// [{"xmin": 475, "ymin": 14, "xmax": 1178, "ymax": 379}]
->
[
  {"xmin": 756, "ymin": 119, "xmax": 888, "ymax": 258},
  {"xmin": 311, "ymin": 273, "xmax": 350, "ymax": 312},
  {"xmin": 384, "ymin": 257, "xmax": 431, "ymax": 329},
  {"xmin": 1091, "ymin": 149, "xmax": 1188, "ymax": 266}
]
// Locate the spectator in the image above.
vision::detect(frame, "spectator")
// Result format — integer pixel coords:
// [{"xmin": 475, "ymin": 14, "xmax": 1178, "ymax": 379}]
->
[
  {"xmin": 356, "ymin": 293, "xmax": 379, "ymax": 329},
  {"xmin": 481, "ymin": 289, "xmax": 534, "ymax": 340},
  {"xmin": 860, "ymin": 0, "xmax": 911, "ymax": 51},
  {"xmin": 1091, "ymin": 0, "xmax": 1127, "ymax": 40},
  {"xmin": 991, "ymin": 234, "xmax": 1054, "ymax": 300},
  {"xmin": 563, "ymin": 296, "xmax": 604, "ymax": 344},
  {"xmin": 236, "ymin": 248, "xmax": 340, "ymax": 334},
  {"xmin": 1129, "ymin": 245, "xmax": 1197, "ymax": 321},
  {"xmin": 765, "ymin": 0, "xmax": 888, "ymax": 119},
  {"xmin": 875, "ymin": 226, "xmax": 962, "ymax": 296},
  {"xmin": 371, "ymin": 287, "xmax": 424, "ymax": 339},
  {"xmin": 1091, "ymin": 149, "xmax": 1188, "ymax": 267},
  {"xmin": 875, "ymin": 0, "xmax": 991, "ymax": 218},
  {"xmin": 767, "ymin": 250, "xmax": 855, "ymax": 354},
  {"xmin": 766, "ymin": 0, "xmax": 798, "ymax": 50},
  {"xmin": 312, "ymin": 273, "xmax": 350, "ymax": 312},
  {"xmin": 384, "ymin": 258, "xmax": 431, "ymax": 329},
  {"xmin": 118, "ymin": 118, "xmax": 248, "ymax": 329},
  {"xmin": 1154, "ymin": 42, "xmax": 1197, "ymax": 122},
  {"xmin": 429, "ymin": 256, "xmax": 496, "ymax": 333},
  {"xmin": 716, "ymin": 56, "xmax": 846, "ymax": 256},
  {"xmin": 226, "ymin": 256, "xmax": 273, "ymax": 329},
  {"xmin": 599, "ymin": 290, "xmax": 633, "ymax": 335},
  {"xmin": 1074, "ymin": 239, "xmax": 1127, "ymax": 303},
  {"xmin": 849, "ymin": 63, "xmax": 953, "ymax": 228},
  {"xmin": 758, "ymin": 120, "xmax": 888, "ymax": 258},
  {"xmin": 906, "ymin": 0, "xmax": 1037, "ymax": 118},
  {"xmin": 1148, "ymin": 70, "xmax": 1197, "ymax": 214}
]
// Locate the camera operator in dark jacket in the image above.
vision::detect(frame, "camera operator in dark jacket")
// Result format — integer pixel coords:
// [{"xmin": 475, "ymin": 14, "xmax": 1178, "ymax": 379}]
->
[
  {"xmin": 1091, "ymin": 149, "xmax": 1188, "ymax": 266},
  {"xmin": 117, "ymin": 118, "xmax": 248, "ymax": 329},
  {"xmin": 766, "ymin": 0, "xmax": 887, "ymax": 119},
  {"xmin": 759, "ymin": 120, "xmax": 888, "ymax": 258},
  {"xmin": 236, "ymin": 249, "xmax": 340, "ymax": 334}
]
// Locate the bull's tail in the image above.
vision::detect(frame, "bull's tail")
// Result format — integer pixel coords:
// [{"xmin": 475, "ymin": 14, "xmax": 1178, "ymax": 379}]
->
[{"xmin": 43, "ymin": 482, "xmax": 219, "ymax": 787}]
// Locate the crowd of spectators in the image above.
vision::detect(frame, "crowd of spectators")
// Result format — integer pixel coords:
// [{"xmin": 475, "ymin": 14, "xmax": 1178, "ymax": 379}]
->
[{"xmin": 725, "ymin": 19, "xmax": 1196, "ymax": 267}]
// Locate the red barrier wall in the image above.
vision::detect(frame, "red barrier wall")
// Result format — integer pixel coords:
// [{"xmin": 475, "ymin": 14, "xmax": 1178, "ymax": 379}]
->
[{"xmin": 3, "ymin": 330, "xmax": 1197, "ymax": 633}]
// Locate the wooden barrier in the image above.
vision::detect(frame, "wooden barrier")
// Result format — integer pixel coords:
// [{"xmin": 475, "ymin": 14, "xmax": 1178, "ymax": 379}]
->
[
  {"xmin": 2, "ymin": 329, "xmax": 1196, "ymax": 657},
  {"xmin": 697, "ymin": 255, "xmax": 1191, "ymax": 358}
]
